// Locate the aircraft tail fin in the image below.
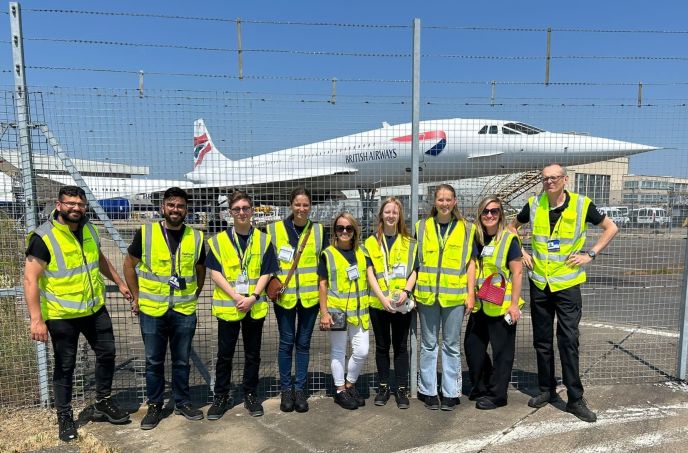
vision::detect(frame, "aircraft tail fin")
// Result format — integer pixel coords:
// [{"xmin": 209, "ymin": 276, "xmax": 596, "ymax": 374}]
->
[{"xmin": 193, "ymin": 118, "xmax": 232, "ymax": 169}]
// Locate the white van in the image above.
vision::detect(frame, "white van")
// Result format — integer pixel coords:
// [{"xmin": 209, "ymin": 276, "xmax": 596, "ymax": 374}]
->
[
  {"xmin": 631, "ymin": 207, "xmax": 670, "ymax": 226},
  {"xmin": 598, "ymin": 207, "xmax": 630, "ymax": 226}
]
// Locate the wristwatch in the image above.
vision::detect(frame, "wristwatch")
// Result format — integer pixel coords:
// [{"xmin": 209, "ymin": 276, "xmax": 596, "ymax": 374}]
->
[
  {"xmin": 587, "ymin": 250, "xmax": 597, "ymax": 260},
  {"xmin": 251, "ymin": 293, "xmax": 261, "ymax": 300},
  {"xmin": 403, "ymin": 289, "xmax": 412, "ymax": 298}
]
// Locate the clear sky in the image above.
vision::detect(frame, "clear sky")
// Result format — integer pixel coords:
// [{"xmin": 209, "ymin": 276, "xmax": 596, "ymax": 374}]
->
[{"xmin": 2, "ymin": 0, "xmax": 687, "ymax": 178}]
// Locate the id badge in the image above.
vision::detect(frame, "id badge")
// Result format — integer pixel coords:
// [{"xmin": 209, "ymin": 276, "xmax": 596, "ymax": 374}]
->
[
  {"xmin": 235, "ymin": 272, "xmax": 249, "ymax": 294},
  {"xmin": 168, "ymin": 275, "xmax": 180, "ymax": 289},
  {"xmin": 481, "ymin": 245, "xmax": 495, "ymax": 257},
  {"xmin": 278, "ymin": 245, "xmax": 295, "ymax": 262},
  {"xmin": 346, "ymin": 265, "xmax": 359, "ymax": 281},
  {"xmin": 391, "ymin": 264, "xmax": 406, "ymax": 278},
  {"xmin": 547, "ymin": 239, "xmax": 561, "ymax": 252}
]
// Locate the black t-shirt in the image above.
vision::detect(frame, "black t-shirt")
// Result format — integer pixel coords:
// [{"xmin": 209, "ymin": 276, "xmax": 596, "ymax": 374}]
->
[
  {"xmin": 205, "ymin": 229, "xmax": 279, "ymax": 276},
  {"xmin": 25, "ymin": 222, "xmax": 84, "ymax": 265},
  {"xmin": 317, "ymin": 246, "xmax": 373, "ymax": 279},
  {"xmin": 476, "ymin": 233, "xmax": 522, "ymax": 265},
  {"xmin": 128, "ymin": 223, "xmax": 206, "ymax": 265},
  {"xmin": 516, "ymin": 191, "xmax": 605, "ymax": 235}
]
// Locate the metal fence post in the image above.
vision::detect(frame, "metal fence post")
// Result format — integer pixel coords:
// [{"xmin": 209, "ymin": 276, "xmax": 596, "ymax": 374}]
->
[
  {"xmin": 9, "ymin": 1, "xmax": 50, "ymax": 408},
  {"xmin": 678, "ymin": 233, "xmax": 688, "ymax": 380},
  {"xmin": 409, "ymin": 17, "xmax": 421, "ymax": 397}
]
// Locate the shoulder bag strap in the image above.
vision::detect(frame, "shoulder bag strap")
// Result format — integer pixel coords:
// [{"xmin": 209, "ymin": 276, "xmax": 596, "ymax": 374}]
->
[{"xmin": 282, "ymin": 224, "xmax": 313, "ymax": 287}]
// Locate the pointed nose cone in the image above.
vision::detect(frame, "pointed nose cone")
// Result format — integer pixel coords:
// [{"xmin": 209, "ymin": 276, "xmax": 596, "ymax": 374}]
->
[{"xmin": 548, "ymin": 133, "xmax": 659, "ymax": 159}]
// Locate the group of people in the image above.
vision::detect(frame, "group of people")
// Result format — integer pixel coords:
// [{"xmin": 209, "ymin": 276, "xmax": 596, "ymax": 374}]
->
[{"xmin": 24, "ymin": 163, "xmax": 617, "ymax": 443}]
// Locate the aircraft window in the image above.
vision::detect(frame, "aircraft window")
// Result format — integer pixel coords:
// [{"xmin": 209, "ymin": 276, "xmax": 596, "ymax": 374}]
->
[
  {"xmin": 504, "ymin": 122, "xmax": 543, "ymax": 135},
  {"xmin": 502, "ymin": 126, "xmax": 520, "ymax": 135},
  {"xmin": 489, "ymin": 125, "xmax": 498, "ymax": 134},
  {"xmin": 478, "ymin": 126, "xmax": 488, "ymax": 134}
]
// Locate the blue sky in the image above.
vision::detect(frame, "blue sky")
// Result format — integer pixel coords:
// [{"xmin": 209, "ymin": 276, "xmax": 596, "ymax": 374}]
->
[{"xmin": 2, "ymin": 0, "xmax": 688, "ymax": 177}]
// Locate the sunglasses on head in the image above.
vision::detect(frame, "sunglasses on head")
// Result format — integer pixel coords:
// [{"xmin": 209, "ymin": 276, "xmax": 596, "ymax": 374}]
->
[
  {"xmin": 335, "ymin": 225, "xmax": 354, "ymax": 233},
  {"xmin": 481, "ymin": 208, "xmax": 501, "ymax": 216}
]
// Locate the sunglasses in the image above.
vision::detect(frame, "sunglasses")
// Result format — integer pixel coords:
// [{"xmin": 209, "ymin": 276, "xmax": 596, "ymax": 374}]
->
[
  {"xmin": 335, "ymin": 225, "xmax": 354, "ymax": 233},
  {"xmin": 481, "ymin": 208, "xmax": 501, "ymax": 217},
  {"xmin": 230, "ymin": 206, "xmax": 252, "ymax": 214}
]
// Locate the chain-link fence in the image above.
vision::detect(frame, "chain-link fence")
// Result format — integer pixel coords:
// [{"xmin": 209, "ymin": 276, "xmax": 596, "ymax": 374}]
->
[{"xmin": 2, "ymin": 4, "xmax": 687, "ymax": 411}]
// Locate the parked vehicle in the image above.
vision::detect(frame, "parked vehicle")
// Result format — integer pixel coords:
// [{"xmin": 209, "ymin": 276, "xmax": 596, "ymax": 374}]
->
[
  {"xmin": 598, "ymin": 207, "xmax": 630, "ymax": 226},
  {"xmin": 630, "ymin": 207, "xmax": 670, "ymax": 226}
]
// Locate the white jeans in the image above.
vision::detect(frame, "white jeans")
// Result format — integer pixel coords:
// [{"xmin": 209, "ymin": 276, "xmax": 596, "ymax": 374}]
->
[{"xmin": 330, "ymin": 324, "xmax": 369, "ymax": 387}]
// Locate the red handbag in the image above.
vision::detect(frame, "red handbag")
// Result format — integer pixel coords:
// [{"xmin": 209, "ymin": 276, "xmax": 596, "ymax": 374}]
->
[{"xmin": 477, "ymin": 273, "xmax": 506, "ymax": 306}]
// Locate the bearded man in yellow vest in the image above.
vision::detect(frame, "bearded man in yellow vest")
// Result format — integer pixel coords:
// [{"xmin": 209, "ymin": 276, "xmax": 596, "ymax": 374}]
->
[
  {"xmin": 509, "ymin": 164, "xmax": 618, "ymax": 423},
  {"xmin": 24, "ymin": 186, "xmax": 132, "ymax": 442},
  {"xmin": 123, "ymin": 187, "xmax": 206, "ymax": 430}
]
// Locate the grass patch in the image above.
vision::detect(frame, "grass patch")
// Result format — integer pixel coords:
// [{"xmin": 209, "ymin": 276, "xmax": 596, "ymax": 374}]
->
[{"xmin": 623, "ymin": 267, "xmax": 683, "ymax": 276}]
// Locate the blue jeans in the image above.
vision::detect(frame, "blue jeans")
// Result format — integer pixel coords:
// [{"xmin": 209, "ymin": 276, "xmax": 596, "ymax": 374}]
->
[
  {"xmin": 418, "ymin": 303, "xmax": 465, "ymax": 398},
  {"xmin": 139, "ymin": 310, "xmax": 197, "ymax": 406},
  {"xmin": 274, "ymin": 302, "xmax": 319, "ymax": 391}
]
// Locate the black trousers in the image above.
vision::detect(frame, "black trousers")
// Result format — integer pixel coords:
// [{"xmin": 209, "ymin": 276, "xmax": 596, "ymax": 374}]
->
[
  {"xmin": 214, "ymin": 316, "xmax": 265, "ymax": 396},
  {"xmin": 529, "ymin": 280, "xmax": 584, "ymax": 401},
  {"xmin": 464, "ymin": 309, "xmax": 516, "ymax": 403},
  {"xmin": 369, "ymin": 308, "xmax": 412, "ymax": 388},
  {"xmin": 46, "ymin": 306, "xmax": 116, "ymax": 414}
]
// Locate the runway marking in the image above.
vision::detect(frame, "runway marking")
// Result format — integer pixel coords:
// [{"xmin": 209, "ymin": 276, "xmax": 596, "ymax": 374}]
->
[
  {"xmin": 579, "ymin": 321, "xmax": 679, "ymax": 338},
  {"xmin": 398, "ymin": 402, "xmax": 688, "ymax": 453}
]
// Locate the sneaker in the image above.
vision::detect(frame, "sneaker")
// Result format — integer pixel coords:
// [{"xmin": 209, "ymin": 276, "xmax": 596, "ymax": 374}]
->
[
  {"xmin": 476, "ymin": 397, "xmax": 507, "ymax": 410},
  {"xmin": 395, "ymin": 387, "xmax": 410, "ymax": 409},
  {"xmin": 140, "ymin": 403, "xmax": 164, "ymax": 430},
  {"xmin": 528, "ymin": 391, "xmax": 557, "ymax": 409},
  {"xmin": 57, "ymin": 410, "xmax": 78, "ymax": 442},
  {"xmin": 334, "ymin": 389, "xmax": 358, "ymax": 410},
  {"xmin": 566, "ymin": 398, "xmax": 597, "ymax": 423},
  {"xmin": 440, "ymin": 396, "xmax": 459, "ymax": 411},
  {"xmin": 374, "ymin": 384, "xmax": 390, "ymax": 406},
  {"xmin": 244, "ymin": 393, "xmax": 264, "ymax": 417},
  {"xmin": 294, "ymin": 389, "xmax": 309, "ymax": 413},
  {"xmin": 174, "ymin": 402, "xmax": 204, "ymax": 421},
  {"xmin": 93, "ymin": 396, "xmax": 130, "ymax": 423},
  {"xmin": 280, "ymin": 389, "xmax": 295, "ymax": 413},
  {"xmin": 347, "ymin": 386, "xmax": 366, "ymax": 407},
  {"xmin": 424, "ymin": 394, "xmax": 440, "ymax": 410},
  {"xmin": 207, "ymin": 394, "xmax": 233, "ymax": 421}
]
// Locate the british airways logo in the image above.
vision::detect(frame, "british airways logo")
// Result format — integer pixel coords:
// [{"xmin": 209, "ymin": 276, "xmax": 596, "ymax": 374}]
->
[
  {"xmin": 391, "ymin": 131, "xmax": 447, "ymax": 156},
  {"xmin": 193, "ymin": 134, "xmax": 212, "ymax": 168}
]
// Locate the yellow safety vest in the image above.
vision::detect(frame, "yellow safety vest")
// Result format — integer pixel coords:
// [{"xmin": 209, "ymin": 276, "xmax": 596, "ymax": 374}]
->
[
  {"xmin": 208, "ymin": 228, "xmax": 270, "ymax": 321},
  {"xmin": 137, "ymin": 223, "xmax": 203, "ymax": 317},
  {"xmin": 415, "ymin": 217, "xmax": 475, "ymax": 307},
  {"xmin": 267, "ymin": 220, "xmax": 323, "ymax": 309},
  {"xmin": 529, "ymin": 192, "xmax": 590, "ymax": 292},
  {"xmin": 475, "ymin": 231, "xmax": 525, "ymax": 316},
  {"xmin": 322, "ymin": 245, "xmax": 370, "ymax": 329},
  {"xmin": 29, "ymin": 212, "xmax": 105, "ymax": 320},
  {"xmin": 364, "ymin": 234, "xmax": 417, "ymax": 310}
]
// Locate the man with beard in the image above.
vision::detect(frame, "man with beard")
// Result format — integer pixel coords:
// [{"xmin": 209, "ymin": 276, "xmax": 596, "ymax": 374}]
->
[
  {"xmin": 24, "ymin": 186, "xmax": 132, "ymax": 442},
  {"xmin": 123, "ymin": 187, "xmax": 206, "ymax": 430}
]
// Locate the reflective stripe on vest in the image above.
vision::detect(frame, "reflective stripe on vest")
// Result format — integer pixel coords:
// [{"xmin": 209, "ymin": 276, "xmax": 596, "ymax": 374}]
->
[
  {"xmin": 209, "ymin": 229, "xmax": 270, "ymax": 321},
  {"xmin": 364, "ymin": 234, "xmax": 416, "ymax": 310},
  {"xmin": 415, "ymin": 217, "xmax": 474, "ymax": 307},
  {"xmin": 267, "ymin": 221, "xmax": 323, "ymax": 309},
  {"xmin": 137, "ymin": 223, "xmax": 202, "ymax": 317},
  {"xmin": 475, "ymin": 232, "xmax": 525, "ymax": 316},
  {"xmin": 323, "ymin": 246, "xmax": 370, "ymax": 329},
  {"xmin": 31, "ymin": 214, "xmax": 105, "ymax": 320},
  {"xmin": 529, "ymin": 192, "xmax": 589, "ymax": 291}
]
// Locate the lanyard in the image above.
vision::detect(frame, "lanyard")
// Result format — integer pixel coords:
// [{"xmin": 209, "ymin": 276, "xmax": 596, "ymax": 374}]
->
[
  {"xmin": 380, "ymin": 234, "xmax": 400, "ymax": 271},
  {"xmin": 435, "ymin": 219, "xmax": 455, "ymax": 250},
  {"xmin": 291, "ymin": 219, "xmax": 311, "ymax": 249},
  {"xmin": 230, "ymin": 227, "xmax": 254, "ymax": 271},
  {"xmin": 161, "ymin": 222, "xmax": 182, "ymax": 275}
]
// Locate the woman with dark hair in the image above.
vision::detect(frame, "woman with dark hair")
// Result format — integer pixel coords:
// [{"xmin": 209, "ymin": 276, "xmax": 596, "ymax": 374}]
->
[
  {"xmin": 415, "ymin": 184, "xmax": 477, "ymax": 411},
  {"xmin": 364, "ymin": 197, "xmax": 417, "ymax": 409},
  {"xmin": 205, "ymin": 191, "xmax": 278, "ymax": 419},
  {"xmin": 318, "ymin": 212, "xmax": 379, "ymax": 410},
  {"xmin": 465, "ymin": 195, "xmax": 523, "ymax": 410},
  {"xmin": 267, "ymin": 187, "xmax": 324, "ymax": 413}
]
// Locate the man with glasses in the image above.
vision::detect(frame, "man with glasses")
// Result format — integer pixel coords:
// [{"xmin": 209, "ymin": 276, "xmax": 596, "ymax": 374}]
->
[
  {"xmin": 24, "ymin": 186, "xmax": 132, "ymax": 442},
  {"xmin": 508, "ymin": 164, "xmax": 618, "ymax": 423},
  {"xmin": 123, "ymin": 187, "xmax": 206, "ymax": 429}
]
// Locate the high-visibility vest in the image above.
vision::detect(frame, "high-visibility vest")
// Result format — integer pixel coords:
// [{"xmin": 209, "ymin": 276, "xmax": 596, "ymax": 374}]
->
[
  {"xmin": 414, "ymin": 217, "xmax": 475, "ymax": 307},
  {"xmin": 29, "ymin": 213, "xmax": 105, "ymax": 320},
  {"xmin": 267, "ymin": 220, "xmax": 323, "ymax": 309},
  {"xmin": 529, "ymin": 192, "xmax": 590, "ymax": 292},
  {"xmin": 137, "ymin": 223, "xmax": 203, "ymax": 317},
  {"xmin": 208, "ymin": 228, "xmax": 270, "ymax": 321},
  {"xmin": 322, "ymin": 245, "xmax": 370, "ymax": 329},
  {"xmin": 364, "ymin": 234, "xmax": 417, "ymax": 310},
  {"xmin": 475, "ymin": 231, "xmax": 525, "ymax": 316}
]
